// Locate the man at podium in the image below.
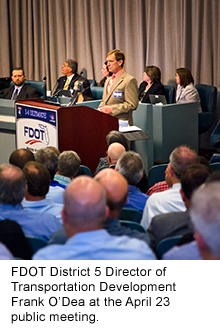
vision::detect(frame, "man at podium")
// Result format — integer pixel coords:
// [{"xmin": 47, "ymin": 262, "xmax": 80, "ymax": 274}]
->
[{"xmin": 99, "ymin": 49, "xmax": 138, "ymax": 126}]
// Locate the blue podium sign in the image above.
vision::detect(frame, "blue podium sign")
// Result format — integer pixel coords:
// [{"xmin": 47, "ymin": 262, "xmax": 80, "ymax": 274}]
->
[{"xmin": 16, "ymin": 102, "xmax": 58, "ymax": 153}]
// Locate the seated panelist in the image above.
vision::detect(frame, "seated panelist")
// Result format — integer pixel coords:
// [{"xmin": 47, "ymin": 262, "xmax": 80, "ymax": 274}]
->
[
  {"xmin": 2, "ymin": 67, "xmax": 41, "ymax": 100},
  {"xmin": 139, "ymin": 65, "xmax": 166, "ymax": 103},
  {"xmin": 54, "ymin": 59, "xmax": 93, "ymax": 102},
  {"xmin": 175, "ymin": 67, "xmax": 202, "ymax": 112}
]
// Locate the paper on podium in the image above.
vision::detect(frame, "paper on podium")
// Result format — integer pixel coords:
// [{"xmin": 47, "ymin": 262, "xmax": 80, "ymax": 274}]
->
[{"xmin": 119, "ymin": 125, "xmax": 150, "ymax": 141}]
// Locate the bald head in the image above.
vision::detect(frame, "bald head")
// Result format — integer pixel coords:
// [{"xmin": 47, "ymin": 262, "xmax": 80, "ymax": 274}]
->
[
  {"xmin": 107, "ymin": 142, "xmax": 126, "ymax": 165},
  {"xmin": 63, "ymin": 176, "xmax": 107, "ymax": 235},
  {"xmin": 95, "ymin": 168, "xmax": 128, "ymax": 217}
]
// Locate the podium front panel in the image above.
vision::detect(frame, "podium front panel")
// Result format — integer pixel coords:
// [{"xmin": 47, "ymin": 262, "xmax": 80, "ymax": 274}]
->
[
  {"xmin": 57, "ymin": 105, "xmax": 118, "ymax": 173},
  {"xmin": 15, "ymin": 100, "xmax": 59, "ymax": 153}
]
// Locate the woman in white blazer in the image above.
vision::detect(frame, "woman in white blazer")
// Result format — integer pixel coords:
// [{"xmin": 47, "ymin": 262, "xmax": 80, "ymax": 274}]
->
[{"xmin": 175, "ymin": 68, "xmax": 202, "ymax": 112}]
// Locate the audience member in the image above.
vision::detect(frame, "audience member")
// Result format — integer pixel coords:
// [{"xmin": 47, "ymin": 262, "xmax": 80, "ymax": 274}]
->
[
  {"xmin": 107, "ymin": 142, "xmax": 126, "ymax": 168},
  {"xmin": 53, "ymin": 59, "xmax": 93, "ymax": 102},
  {"xmin": 49, "ymin": 169, "xmax": 151, "ymax": 246},
  {"xmin": 147, "ymin": 164, "xmax": 210, "ymax": 251},
  {"xmin": 139, "ymin": 66, "xmax": 166, "ymax": 103},
  {"xmin": 95, "ymin": 130, "xmax": 129, "ymax": 173},
  {"xmin": 99, "ymin": 49, "xmax": 139, "ymax": 126},
  {"xmin": 190, "ymin": 181, "xmax": 220, "ymax": 260},
  {"xmin": 175, "ymin": 68, "xmax": 202, "ymax": 112},
  {"xmin": 98, "ymin": 61, "xmax": 112, "ymax": 87},
  {"xmin": 9, "ymin": 148, "xmax": 35, "ymax": 169},
  {"xmin": 141, "ymin": 145, "xmax": 199, "ymax": 230},
  {"xmin": 22, "ymin": 161, "xmax": 63, "ymax": 221},
  {"xmin": 2, "ymin": 67, "xmax": 40, "ymax": 100},
  {"xmin": 0, "ymin": 164, "xmax": 61, "ymax": 241},
  {"xmin": 162, "ymin": 181, "xmax": 220, "ymax": 260},
  {"xmin": 54, "ymin": 150, "xmax": 81, "ymax": 187},
  {"xmin": 116, "ymin": 151, "xmax": 149, "ymax": 212},
  {"xmin": 147, "ymin": 155, "xmax": 210, "ymax": 197},
  {"xmin": 34, "ymin": 176, "xmax": 156, "ymax": 260},
  {"xmin": 35, "ymin": 147, "xmax": 65, "ymax": 204}
]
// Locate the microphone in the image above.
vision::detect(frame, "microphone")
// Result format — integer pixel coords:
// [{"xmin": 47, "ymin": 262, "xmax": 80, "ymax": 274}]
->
[
  {"xmin": 66, "ymin": 81, "xmax": 84, "ymax": 107},
  {"xmin": 51, "ymin": 78, "xmax": 61, "ymax": 98}
]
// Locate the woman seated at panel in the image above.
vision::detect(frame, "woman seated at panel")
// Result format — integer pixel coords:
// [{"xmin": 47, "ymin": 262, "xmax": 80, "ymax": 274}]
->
[
  {"xmin": 175, "ymin": 68, "xmax": 202, "ymax": 112},
  {"xmin": 138, "ymin": 66, "xmax": 166, "ymax": 103},
  {"xmin": 98, "ymin": 61, "xmax": 113, "ymax": 87}
]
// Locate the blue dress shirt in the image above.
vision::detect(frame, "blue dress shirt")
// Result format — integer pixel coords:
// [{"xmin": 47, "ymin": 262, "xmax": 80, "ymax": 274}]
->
[
  {"xmin": 34, "ymin": 229, "xmax": 156, "ymax": 260},
  {"xmin": 54, "ymin": 174, "xmax": 71, "ymax": 187},
  {"xmin": 124, "ymin": 185, "xmax": 149, "ymax": 213},
  {"xmin": 0, "ymin": 203, "xmax": 62, "ymax": 241},
  {"xmin": 22, "ymin": 198, "xmax": 63, "ymax": 222},
  {"xmin": 46, "ymin": 181, "xmax": 65, "ymax": 205}
]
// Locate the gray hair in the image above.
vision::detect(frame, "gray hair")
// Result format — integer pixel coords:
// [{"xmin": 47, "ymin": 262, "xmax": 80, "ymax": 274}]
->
[
  {"xmin": 58, "ymin": 151, "xmax": 81, "ymax": 179},
  {"xmin": 35, "ymin": 148, "xmax": 58, "ymax": 180},
  {"xmin": 116, "ymin": 151, "xmax": 143, "ymax": 185},
  {"xmin": 0, "ymin": 164, "xmax": 26, "ymax": 205},
  {"xmin": 65, "ymin": 59, "xmax": 78, "ymax": 74},
  {"xmin": 169, "ymin": 145, "xmax": 198, "ymax": 179},
  {"xmin": 190, "ymin": 182, "xmax": 220, "ymax": 258}
]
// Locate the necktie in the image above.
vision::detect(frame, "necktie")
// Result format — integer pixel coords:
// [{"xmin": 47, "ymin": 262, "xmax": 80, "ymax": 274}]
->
[
  {"xmin": 107, "ymin": 75, "xmax": 115, "ymax": 95},
  {"xmin": 63, "ymin": 78, "xmax": 69, "ymax": 90},
  {"xmin": 12, "ymin": 89, "xmax": 19, "ymax": 100}
]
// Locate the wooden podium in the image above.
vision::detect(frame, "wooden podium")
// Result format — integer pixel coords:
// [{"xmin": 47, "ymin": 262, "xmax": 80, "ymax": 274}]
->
[{"xmin": 15, "ymin": 99, "xmax": 118, "ymax": 173}]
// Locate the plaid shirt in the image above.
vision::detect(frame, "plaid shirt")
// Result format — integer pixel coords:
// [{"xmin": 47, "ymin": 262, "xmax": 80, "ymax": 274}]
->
[{"xmin": 147, "ymin": 181, "xmax": 169, "ymax": 196}]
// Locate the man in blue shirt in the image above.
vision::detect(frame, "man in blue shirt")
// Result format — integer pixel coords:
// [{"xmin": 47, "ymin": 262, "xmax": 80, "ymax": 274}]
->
[
  {"xmin": 35, "ymin": 147, "xmax": 65, "ymax": 204},
  {"xmin": 116, "ymin": 151, "xmax": 149, "ymax": 212},
  {"xmin": 0, "ymin": 164, "xmax": 62, "ymax": 241},
  {"xmin": 22, "ymin": 161, "xmax": 63, "ymax": 222},
  {"xmin": 34, "ymin": 176, "xmax": 156, "ymax": 260}
]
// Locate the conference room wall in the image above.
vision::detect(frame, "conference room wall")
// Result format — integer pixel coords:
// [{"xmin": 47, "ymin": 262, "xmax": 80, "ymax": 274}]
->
[
  {"xmin": 0, "ymin": 0, "xmax": 219, "ymax": 90},
  {"xmin": 0, "ymin": 0, "xmax": 219, "ymax": 148}
]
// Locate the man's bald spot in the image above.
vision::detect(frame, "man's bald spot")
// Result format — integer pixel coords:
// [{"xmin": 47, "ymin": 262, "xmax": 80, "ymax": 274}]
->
[
  {"xmin": 95, "ymin": 168, "xmax": 128, "ymax": 204},
  {"xmin": 1, "ymin": 164, "xmax": 23, "ymax": 181},
  {"xmin": 64, "ymin": 176, "xmax": 107, "ymax": 221},
  {"xmin": 107, "ymin": 142, "xmax": 126, "ymax": 163}
]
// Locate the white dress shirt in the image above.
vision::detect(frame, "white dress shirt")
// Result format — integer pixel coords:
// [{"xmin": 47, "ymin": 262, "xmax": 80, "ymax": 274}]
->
[{"xmin": 141, "ymin": 183, "xmax": 186, "ymax": 230}]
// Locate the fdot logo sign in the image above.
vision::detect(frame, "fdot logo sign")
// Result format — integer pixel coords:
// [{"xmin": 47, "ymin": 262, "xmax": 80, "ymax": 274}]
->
[{"xmin": 24, "ymin": 124, "xmax": 50, "ymax": 146}]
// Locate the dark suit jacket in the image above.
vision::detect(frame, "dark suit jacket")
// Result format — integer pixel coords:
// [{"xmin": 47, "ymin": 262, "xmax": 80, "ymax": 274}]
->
[
  {"xmin": 139, "ymin": 81, "xmax": 167, "ymax": 103},
  {"xmin": 55, "ymin": 74, "xmax": 93, "ymax": 101},
  {"xmin": 2, "ymin": 83, "xmax": 41, "ymax": 100},
  {"xmin": 147, "ymin": 209, "xmax": 193, "ymax": 251}
]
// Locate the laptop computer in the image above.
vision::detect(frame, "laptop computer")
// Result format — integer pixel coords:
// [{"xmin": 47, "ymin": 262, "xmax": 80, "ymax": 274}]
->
[{"xmin": 149, "ymin": 94, "xmax": 167, "ymax": 105}]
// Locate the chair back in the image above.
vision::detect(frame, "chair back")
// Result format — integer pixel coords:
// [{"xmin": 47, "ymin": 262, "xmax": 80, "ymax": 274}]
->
[
  {"xmin": 195, "ymin": 84, "xmax": 217, "ymax": 113},
  {"xmin": 26, "ymin": 236, "xmax": 47, "ymax": 256},
  {"xmin": 164, "ymin": 85, "xmax": 176, "ymax": 104},
  {"xmin": 90, "ymin": 86, "xmax": 104, "ymax": 100},
  {"xmin": 80, "ymin": 165, "xmax": 92, "ymax": 176},
  {"xmin": 148, "ymin": 164, "xmax": 168, "ymax": 188},
  {"xmin": 210, "ymin": 121, "xmax": 220, "ymax": 147},
  {"xmin": 119, "ymin": 208, "xmax": 142, "ymax": 223},
  {"xmin": 210, "ymin": 162, "xmax": 220, "ymax": 172},
  {"xmin": 119, "ymin": 220, "xmax": 145, "ymax": 233},
  {"xmin": 10, "ymin": 80, "xmax": 46, "ymax": 99},
  {"xmin": 156, "ymin": 235, "xmax": 182, "ymax": 259},
  {"xmin": 88, "ymin": 79, "xmax": 97, "ymax": 86},
  {"xmin": 209, "ymin": 154, "xmax": 220, "ymax": 164}
]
